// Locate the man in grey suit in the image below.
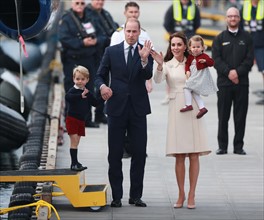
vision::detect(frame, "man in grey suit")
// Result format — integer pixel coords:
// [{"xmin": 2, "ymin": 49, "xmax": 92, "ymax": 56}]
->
[{"xmin": 95, "ymin": 18, "xmax": 153, "ymax": 208}]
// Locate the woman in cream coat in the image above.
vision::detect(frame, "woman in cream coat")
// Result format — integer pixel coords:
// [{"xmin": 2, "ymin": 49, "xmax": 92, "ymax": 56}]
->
[{"xmin": 151, "ymin": 32, "xmax": 211, "ymax": 209}]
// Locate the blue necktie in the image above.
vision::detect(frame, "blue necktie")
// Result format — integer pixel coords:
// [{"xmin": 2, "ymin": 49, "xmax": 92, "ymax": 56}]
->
[{"xmin": 127, "ymin": 46, "xmax": 133, "ymax": 76}]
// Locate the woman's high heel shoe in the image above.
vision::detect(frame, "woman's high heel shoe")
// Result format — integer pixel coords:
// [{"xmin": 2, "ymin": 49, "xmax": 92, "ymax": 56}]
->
[
  {"xmin": 173, "ymin": 203, "xmax": 183, "ymax": 208},
  {"xmin": 173, "ymin": 197, "xmax": 185, "ymax": 208},
  {"xmin": 187, "ymin": 198, "xmax": 196, "ymax": 209},
  {"xmin": 187, "ymin": 204, "xmax": 196, "ymax": 209}
]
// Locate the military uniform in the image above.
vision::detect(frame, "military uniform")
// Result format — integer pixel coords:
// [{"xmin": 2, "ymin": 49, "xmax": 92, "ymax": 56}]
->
[{"xmin": 110, "ymin": 25, "xmax": 152, "ymax": 47}]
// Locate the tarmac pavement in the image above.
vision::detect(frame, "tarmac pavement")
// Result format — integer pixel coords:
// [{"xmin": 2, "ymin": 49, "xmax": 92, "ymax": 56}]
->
[{"xmin": 51, "ymin": 1, "xmax": 263, "ymax": 219}]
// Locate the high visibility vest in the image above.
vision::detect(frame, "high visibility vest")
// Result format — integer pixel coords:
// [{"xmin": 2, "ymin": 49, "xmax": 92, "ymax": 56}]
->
[
  {"xmin": 173, "ymin": 0, "xmax": 196, "ymax": 21},
  {"xmin": 242, "ymin": 0, "xmax": 264, "ymax": 32},
  {"xmin": 243, "ymin": 0, "xmax": 264, "ymax": 21}
]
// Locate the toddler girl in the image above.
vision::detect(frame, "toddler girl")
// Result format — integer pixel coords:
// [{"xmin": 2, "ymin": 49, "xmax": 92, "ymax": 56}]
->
[{"xmin": 180, "ymin": 35, "xmax": 218, "ymax": 118}]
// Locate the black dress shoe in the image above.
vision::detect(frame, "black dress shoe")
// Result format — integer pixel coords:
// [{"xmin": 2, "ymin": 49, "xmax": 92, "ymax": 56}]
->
[
  {"xmin": 233, "ymin": 149, "xmax": 246, "ymax": 155},
  {"xmin": 70, "ymin": 163, "xmax": 87, "ymax": 171},
  {"xmin": 95, "ymin": 115, "xmax": 108, "ymax": 124},
  {"xmin": 216, "ymin": 149, "xmax": 227, "ymax": 155},
  {"xmin": 85, "ymin": 121, "xmax": 99, "ymax": 128},
  {"xmin": 128, "ymin": 198, "xmax": 147, "ymax": 207},
  {"xmin": 122, "ymin": 150, "xmax": 132, "ymax": 159},
  {"xmin": 110, "ymin": 199, "xmax": 122, "ymax": 207}
]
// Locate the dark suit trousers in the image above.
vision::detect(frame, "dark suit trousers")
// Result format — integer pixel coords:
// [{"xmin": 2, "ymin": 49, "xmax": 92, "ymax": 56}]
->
[
  {"xmin": 217, "ymin": 85, "xmax": 249, "ymax": 151},
  {"xmin": 107, "ymin": 98, "xmax": 147, "ymax": 200}
]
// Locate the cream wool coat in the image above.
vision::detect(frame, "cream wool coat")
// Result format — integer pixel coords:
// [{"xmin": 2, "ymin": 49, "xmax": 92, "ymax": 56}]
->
[{"xmin": 154, "ymin": 57, "xmax": 211, "ymax": 156}]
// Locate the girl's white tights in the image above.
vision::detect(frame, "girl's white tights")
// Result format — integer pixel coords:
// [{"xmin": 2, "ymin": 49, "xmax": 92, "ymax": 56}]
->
[{"xmin": 184, "ymin": 88, "xmax": 205, "ymax": 109}]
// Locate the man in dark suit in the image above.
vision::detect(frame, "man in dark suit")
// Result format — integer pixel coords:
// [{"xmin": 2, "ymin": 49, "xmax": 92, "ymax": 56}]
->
[{"xmin": 95, "ymin": 18, "xmax": 153, "ymax": 208}]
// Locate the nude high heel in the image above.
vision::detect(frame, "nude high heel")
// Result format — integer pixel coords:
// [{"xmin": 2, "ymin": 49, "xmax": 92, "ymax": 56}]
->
[
  {"xmin": 173, "ymin": 197, "xmax": 185, "ymax": 208},
  {"xmin": 187, "ymin": 197, "xmax": 196, "ymax": 209},
  {"xmin": 187, "ymin": 204, "xmax": 196, "ymax": 209}
]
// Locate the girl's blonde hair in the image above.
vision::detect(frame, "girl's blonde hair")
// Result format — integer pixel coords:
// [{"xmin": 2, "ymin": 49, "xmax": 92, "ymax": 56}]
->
[
  {"xmin": 73, "ymin": 65, "xmax": 89, "ymax": 79},
  {"xmin": 188, "ymin": 35, "xmax": 207, "ymax": 51}
]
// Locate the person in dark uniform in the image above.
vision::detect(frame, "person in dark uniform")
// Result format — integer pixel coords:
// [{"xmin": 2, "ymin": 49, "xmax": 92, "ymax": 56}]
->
[
  {"xmin": 86, "ymin": 0, "xmax": 118, "ymax": 46},
  {"xmin": 163, "ymin": 0, "xmax": 201, "ymax": 40},
  {"xmin": 85, "ymin": 0, "xmax": 119, "ymax": 124},
  {"xmin": 212, "ymin": 7, "xmax": 254, "ymax": 155},
  {"xmin": 58, "ymin": 0, "xmax": 108, "ymax": 128}
]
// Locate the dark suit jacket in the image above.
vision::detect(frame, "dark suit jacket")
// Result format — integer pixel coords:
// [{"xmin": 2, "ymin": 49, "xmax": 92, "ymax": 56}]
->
[{"xmin": 95, "ymin": 42, "xmax": 153, "ymax": 117}]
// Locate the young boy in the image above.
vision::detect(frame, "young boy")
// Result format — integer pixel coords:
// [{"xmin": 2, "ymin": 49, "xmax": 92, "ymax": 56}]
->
[{"xmin": 65, "ymin": 65, "xmax": 98, "ymax": 171}]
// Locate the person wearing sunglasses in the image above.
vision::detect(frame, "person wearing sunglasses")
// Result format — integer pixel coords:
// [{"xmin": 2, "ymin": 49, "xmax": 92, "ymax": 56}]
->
[{"xmin": 58, "ymin": 0, "xmax": 109, "ymax": 128}]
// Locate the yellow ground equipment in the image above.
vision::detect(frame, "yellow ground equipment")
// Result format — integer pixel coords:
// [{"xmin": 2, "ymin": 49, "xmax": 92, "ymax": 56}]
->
[{"xmin": 0, "ymin": 169, "xmax": 108, "ymax": 211}]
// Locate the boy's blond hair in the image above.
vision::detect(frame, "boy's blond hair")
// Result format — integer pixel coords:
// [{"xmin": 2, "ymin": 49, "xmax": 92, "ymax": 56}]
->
[{"xmin": 73, "ymin": 65, "xmax": 89, "ymax": 79}]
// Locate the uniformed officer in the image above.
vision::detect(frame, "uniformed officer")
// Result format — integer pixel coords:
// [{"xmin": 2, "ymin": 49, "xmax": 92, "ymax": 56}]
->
[
  {"xmin": 110, "ymin": 2, "xmax": 151, "ymax": 47},
  {"xmin": 163, "ymin": 0, "xmax": 201, "ymax": 39},
  {"xmin": 85, "ymin": 0, "xmax": 119, "ymax": 124},
  {"xmin": 86, "ymin": 0, "xmax": 118, "ymax": 44},
  {"xmin": 58, "ymin": 0, "xmax": 108, "ymax": 127}
]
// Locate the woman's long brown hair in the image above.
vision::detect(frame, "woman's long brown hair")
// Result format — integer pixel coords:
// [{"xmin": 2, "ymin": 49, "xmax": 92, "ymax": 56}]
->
[{"xmin": 164, "ymin": 32, "xmax": 189, "ymax": 62}]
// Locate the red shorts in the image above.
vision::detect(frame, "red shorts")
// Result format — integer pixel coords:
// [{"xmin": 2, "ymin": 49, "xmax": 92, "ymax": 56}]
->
[{"xmin": 65, "ymin": 116, "xmax": 85, "ymax": 136}]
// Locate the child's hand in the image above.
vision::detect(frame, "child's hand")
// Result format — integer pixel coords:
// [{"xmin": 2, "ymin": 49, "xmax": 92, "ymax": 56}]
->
[
  {"xmin": 82, "ymin": 88, "xmax": 89, "ymax": 98},
  {"xmin": 186, "ymin": 71, "xmax": 191, "ymax": 79},
  {"xmin": 198, "ymin": 59, "xmax": 206, "ymax": 63}
]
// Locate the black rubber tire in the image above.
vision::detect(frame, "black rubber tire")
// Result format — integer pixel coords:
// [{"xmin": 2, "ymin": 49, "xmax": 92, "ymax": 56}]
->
[
  {"xmin": 20, "ymin": 160, "xmax": 40, "ymax": 168},
  {"xmin": 0, "ymin": 137, "xmax": 24, "ymax": 153},
  {"xmin": 8, "ymin": 213, "xmax": 31, "ymax": 220},
  {"xmin": 14, "ymin": 181, "xmax": 37, "ymax": 189},
  {"xmin": 19, "ymin": 162, "xmax": 38, "ymax": 170},
  {"xmin": 0, "ymin": 104, "xmax": 29, "ymax": 152},
  {"xmin": 12, "ymin": 186, "xmax": 36, "ymax": 195},
  {"xmin": 8, "ymin": 207, "xmax": 32, "ymax": 219},
  {"xmin": 9, "ymin": 193, "xmax": 34, "ymax": 207},
  {"xmin": 22, "ymin": 148, "xmax": 42, "ymax": 157},
  {"xmin": 19, "ymin": 153, "xmax": 40, "ymax": 166}
]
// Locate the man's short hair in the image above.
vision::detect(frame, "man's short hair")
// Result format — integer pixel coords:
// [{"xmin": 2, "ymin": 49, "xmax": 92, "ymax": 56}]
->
[{"xmin": 125, "ymin": 1, "xmax": 140, "ymax": 10}]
